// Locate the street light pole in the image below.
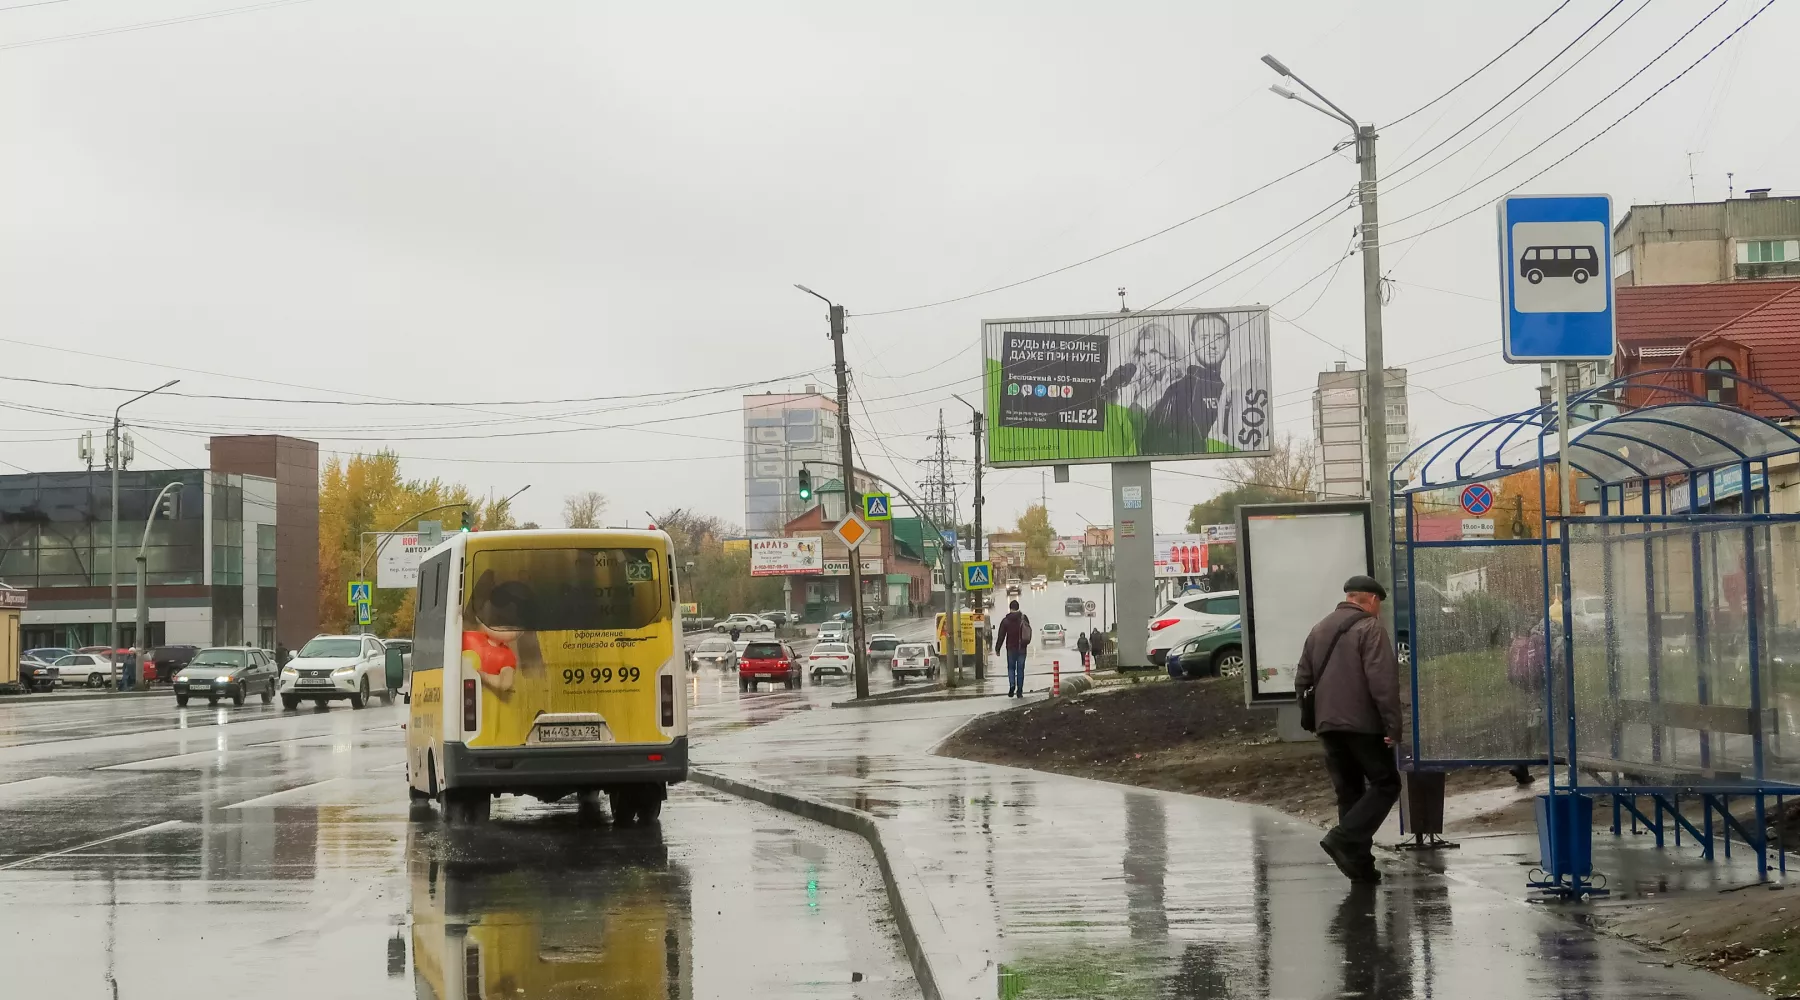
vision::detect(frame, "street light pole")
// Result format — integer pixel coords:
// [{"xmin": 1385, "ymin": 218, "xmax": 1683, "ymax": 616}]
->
[
  {"xmin": 109, "ymin": 379, "xmax": 178, "ymax": 671},
  {"xmin": 796, "ymin": 284, "xmax": 870, "ymax": 698},
  {"xmin": 1264, "ymin": 54, "xmax": 1392, "ymax": 632}
]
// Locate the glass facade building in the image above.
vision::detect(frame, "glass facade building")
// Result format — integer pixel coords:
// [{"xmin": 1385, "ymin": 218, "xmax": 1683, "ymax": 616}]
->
[
  {"xmin": 743, "ymin": 390, "xmax": 839, "ymax": 537},
  {"xmin": 0, "ymin": 467, "xmax": 287, "ymax": 650}
]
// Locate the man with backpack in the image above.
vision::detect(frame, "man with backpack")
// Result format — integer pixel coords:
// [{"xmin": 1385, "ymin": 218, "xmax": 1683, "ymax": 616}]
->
[
  {"xmin": 993, "ymin": 599, "xmax": 1031, "ymax": 698},
  {"xmin": 1294, "ymin": 575, "xmax": 1402, "ymax": 885}
]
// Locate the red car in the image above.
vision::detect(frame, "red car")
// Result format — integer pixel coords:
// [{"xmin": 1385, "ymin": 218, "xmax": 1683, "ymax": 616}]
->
[{"xmin": 738, "ymin": 640, "xmax": 802, "ymax": 691}]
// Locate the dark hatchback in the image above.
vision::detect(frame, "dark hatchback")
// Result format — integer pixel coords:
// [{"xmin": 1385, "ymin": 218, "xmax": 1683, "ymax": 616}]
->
[
  {"xmin": 175, "ymin": 647, "xmax": 279, "ymax": 707},
  {"xmin": 144, "ymin": 644, "xmax": 201, "ymax": 684}
]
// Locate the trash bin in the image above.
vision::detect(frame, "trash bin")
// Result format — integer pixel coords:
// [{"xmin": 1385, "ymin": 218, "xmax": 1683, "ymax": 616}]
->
[{"xmin": 385, "ymin": 647, "xmax": 405, "ymax": 693}]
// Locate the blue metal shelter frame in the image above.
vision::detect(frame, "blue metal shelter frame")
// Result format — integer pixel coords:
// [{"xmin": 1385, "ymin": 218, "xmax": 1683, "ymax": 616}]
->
[{"xmin": 1394, "ymin": 368, "xmax": 1800, "ymax": 894}]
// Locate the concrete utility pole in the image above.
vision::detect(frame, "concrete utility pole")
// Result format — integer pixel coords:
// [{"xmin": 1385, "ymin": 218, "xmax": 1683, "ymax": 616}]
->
[
  {"xmin": 951, "ymin": 394, "xmax": 986, "ymax": 679},
  {"xmin": 1264, "ymin": 54, "xmax": 1392, "ymax": 632},
  {"xmin": 109, "ymin": 379, "xmax": 177, "ymax": 673},
  {"xmin": 796, "ymin": 285, "xmax": 870, "ymax": 698}
]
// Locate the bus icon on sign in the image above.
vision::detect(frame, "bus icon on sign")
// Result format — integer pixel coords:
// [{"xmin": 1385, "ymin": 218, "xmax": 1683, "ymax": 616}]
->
[{"xmin": 1520, "ymin": 245, "xmax": 1600, "ymax": 285}]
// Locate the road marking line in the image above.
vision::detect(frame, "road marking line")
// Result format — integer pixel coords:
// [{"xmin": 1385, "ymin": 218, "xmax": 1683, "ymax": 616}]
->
[{"xmin": 0, "ymin": 819, "xmax": 185, "ymax": 871}]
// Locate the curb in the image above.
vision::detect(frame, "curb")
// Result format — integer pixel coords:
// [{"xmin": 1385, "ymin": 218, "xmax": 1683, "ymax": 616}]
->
[
  {"xmin": 690, "ymin": 767, "xmax": 948, "ymax": 1000},
  {"xmin": 0, "ymin": 688, "xmax": 169, "ymax": 704}
]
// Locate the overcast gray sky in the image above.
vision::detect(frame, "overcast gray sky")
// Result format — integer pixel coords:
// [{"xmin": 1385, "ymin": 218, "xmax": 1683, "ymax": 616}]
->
[{"xmin": 2, "ymin": 0, "xmax": 1795, "ymax": 535}]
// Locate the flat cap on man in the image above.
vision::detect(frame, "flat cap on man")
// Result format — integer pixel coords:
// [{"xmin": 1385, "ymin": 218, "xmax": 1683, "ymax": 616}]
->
[{"xmin": 1343, "ymin": 575, "xmax": 1387, "ymax": 601}]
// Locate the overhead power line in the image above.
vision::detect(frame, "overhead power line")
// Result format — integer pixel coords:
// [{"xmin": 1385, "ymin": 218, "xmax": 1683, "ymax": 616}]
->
[
  {"xmin": 0, "ymin": 0, "xmax": 319, "ymax": 51},
  {"xmin": 1385, "ymin": 0, "xmax": 1639, "ymax": 186},
  {"xmin": 855, "ymin": 151, "xmax": 1339, "ymax": 317},
  {"xmin": 1386, "ymin": 0, "xmax": 1775, "ymax": 246},
  {"xmin": 1383, "ymin": 1, "xmax": 1577, "ymax": 129}
]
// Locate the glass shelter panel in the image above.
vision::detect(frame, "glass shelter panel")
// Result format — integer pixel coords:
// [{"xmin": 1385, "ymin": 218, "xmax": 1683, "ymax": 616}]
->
[
  {"xmin": 1563, "ymin": 519, "xmax": 1799, "ymax": 787},
  {"xmin": 1411, "ymin": 542, "xmax": 1548, "ymax": 762}
]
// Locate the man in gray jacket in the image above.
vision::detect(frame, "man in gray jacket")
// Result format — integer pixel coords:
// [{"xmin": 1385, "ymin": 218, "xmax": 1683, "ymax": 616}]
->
[{"xmin": 1294, "ymin": 575, "xmax": 1403, "ymax": 884}]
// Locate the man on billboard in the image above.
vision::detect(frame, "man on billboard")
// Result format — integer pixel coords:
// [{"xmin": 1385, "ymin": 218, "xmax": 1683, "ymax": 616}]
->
[{"xmin": 1101, "ymin": 313, "xmax": 1231, "ymax": 455}]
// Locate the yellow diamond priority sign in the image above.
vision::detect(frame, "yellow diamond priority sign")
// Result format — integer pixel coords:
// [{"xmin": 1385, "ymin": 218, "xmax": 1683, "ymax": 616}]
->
[{"xmin": 833, "ymin": 513, "xmax": 871, "ymax": 550}]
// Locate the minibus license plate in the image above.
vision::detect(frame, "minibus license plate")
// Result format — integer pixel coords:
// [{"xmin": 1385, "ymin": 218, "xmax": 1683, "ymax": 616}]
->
[{"xmin": 537, "ymin": 724, "xmax": 606, "ymax": 743}]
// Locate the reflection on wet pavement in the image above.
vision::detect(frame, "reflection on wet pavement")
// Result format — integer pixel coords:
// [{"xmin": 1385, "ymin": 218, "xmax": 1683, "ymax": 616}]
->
[
  {"xmin": 698, "ymin": 698, "xmax": 1764, "ymax": 1000},
  {"xmin": 0, "ymin": 696, "xmax": 915, "ymax": 999}
]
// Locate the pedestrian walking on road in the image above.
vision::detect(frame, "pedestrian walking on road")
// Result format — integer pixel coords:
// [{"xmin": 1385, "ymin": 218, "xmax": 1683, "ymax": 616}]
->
[
  {"xmin": 1294, "ymin": 575, "xmax": 1403, "ymax": 885},
  {"xmin": 1075, "ymin": 630, "xmax": 1091, "ymax": 670},
  {"xmin": 994, "ymin": 600, "xmax": 1030, "ymax": 698},
  {"xmin": 1088, "ymin": 627, "xmax": 1106, "ymax": 659}
]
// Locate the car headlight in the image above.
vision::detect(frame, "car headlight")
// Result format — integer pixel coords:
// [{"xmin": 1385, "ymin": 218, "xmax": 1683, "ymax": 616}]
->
[
  {"xmin": 332, "ymin": 666, "xmax": 355, "ymax": 676},
  {"xmin": 282, "ymin": 668, "xmax": 297, "ymax": 677},
  {"xmin": 219, "ymin": 676, "xmax": 234, "ymax": 683}
]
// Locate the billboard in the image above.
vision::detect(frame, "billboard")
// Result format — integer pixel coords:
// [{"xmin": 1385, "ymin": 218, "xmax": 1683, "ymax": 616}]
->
[
  {"xmin": 1050, "ymin": 535, "xmax": 1084, "ymax": 557},
  {"xmin": 375, "ymin": 532, "xmax": 432, "ymax": 590},
  {"xmin": 750, "ymin": 536, "xmax": 822, "ymax": 577},
  {"xmin": 1152, "ymin": 533, "xmax": 1235, "ymax": 578},
  {"xmin": 1237, "ymin": 501, "xmax": 1372, "ymax": 704},
  {"xmin": 982, "ymin": 307, "xmax": 1272, "ymax": 467}
]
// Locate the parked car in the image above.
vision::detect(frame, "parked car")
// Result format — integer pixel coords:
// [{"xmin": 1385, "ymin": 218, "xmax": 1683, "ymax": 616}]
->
[
  {"xmin": 143, "ymin": 644, "xmax": 200, "ymax": 684},
  {"xmin": 715, "ymin": 613, "xmax": 774, "ymax": 634},
  {"xmin": 739, "ymin": 640, "xmax": 801, "ymax": 690},
  {"xmin": 833, "ymin": 607, "xmax": 879, "ymax": 623},
  {"xmin": 53, "ymin": 653, "xmax": 114, "ymax": 688},
  {"xmin": 1064, "ymin": 596, "xmax": 1086, "ymax": 617},
  {"xmin": 25, "ymin": 647, "xmax": 75, "ymax": 665},
  {"xmin": 279, "ymin": 634, "xmax": 393, "ymax": 710},
  {"xmin": 1164, "ymin": 619, "xmax": 1243, "ymax": 679},
  {"xmin": 1040, "ymin": 622, "xmax": 1067, "ymax": 646},
  {"xmin": 866, "ymin": 633, "xmax": 900, "ymax": 662},
  {"xmin": 690, "ymin": 637, "xmax": 739, "ymax": 671},
  {"xmin": 805, "ymin": 642, "xmax": 854, "ymax": 682},
  {"xmin": 175, "ymin": 647, "xmax": 279, "ymax": 707},
  {"xmin": 17, "ymin": 656, "xmax": 57, "ymax": 692},
  {"xmin": 890, "ymin": 642, "xmax": 936, "ymax": 683},
  {"xmin": 1146, "ymin": 590, "xmax": 1241, "ymax": 666},
  {"xmin": 759, "ymin": 610, "xmax": 795, "ymax": 626}
]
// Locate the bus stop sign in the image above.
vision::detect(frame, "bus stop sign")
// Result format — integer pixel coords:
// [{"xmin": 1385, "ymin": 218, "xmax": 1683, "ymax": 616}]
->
[{"xmin": 1497, "ymin": 194, "xmax": 1615, "ymax": 362}]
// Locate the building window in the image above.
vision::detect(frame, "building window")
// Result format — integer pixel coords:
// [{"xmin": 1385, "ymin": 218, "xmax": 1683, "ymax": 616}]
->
[
  {"xmin": 1735, "ymin": 239, "xmax": 1800, "ymax": 279},
  {"xmin": 257, "ymin": 523, "xmax": 277, "ymax": 587},
  {"xmin": 1705, "ymin": 358, "xmax": 1738, "ymax": 406}
]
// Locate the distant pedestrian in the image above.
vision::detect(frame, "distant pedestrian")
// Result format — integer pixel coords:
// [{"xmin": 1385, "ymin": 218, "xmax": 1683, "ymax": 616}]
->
[
  {"xmin": 1088, "ymin": 628, "xmax": 1105, "ymax": 658},
  {"xmin": 1075, "ymin": 630, "xmax": 1091, "ymax": 670},
  {"xmin": 994, "ymin": 599, "xmax": 1030, "ymax": 698},
  {"xmin": 1294, "ymin": 575, "xmax": 1403, "ymax": 885},
  {"xmin": 729, "ymin": 626, "xmax": 741, "ymax": 643}
]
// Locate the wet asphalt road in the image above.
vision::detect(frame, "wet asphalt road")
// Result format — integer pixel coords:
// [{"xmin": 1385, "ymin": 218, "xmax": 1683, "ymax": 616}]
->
[{"xmin": 0, "ymin": 622, "xmax": 938, "ymax": 1000}]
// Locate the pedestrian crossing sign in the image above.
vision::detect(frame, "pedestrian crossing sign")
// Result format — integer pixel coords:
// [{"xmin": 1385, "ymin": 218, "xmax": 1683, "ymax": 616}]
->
[
  {"xmin": 862, "ymin": 493, "xmax": 891, "ymax": 520},
  {"xmin": 347, "ymin": 580, "xmax": 371, "ymax": 606},
  {"xmin": 357, "ymin": 600, "xmax": 372, "ymax": 626},
  {"xmin": 962, "ymin": 561, "xmax": 994, "ymax": 591}
]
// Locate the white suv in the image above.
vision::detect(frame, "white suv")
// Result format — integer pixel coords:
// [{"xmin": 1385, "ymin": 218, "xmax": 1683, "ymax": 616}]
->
[
  {"xmin": 1147, "ymin": 591, "xmax": 1241, "ymax": 666},
  {"xmin": 280, "ymin": 634, "xmax": 392, "ymax": 710}
]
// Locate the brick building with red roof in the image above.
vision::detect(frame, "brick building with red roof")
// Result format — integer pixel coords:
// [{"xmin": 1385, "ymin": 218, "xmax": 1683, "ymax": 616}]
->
[{"xmin": 1614, "ymin": 279, "xmax": 1800, "ymax": 418}]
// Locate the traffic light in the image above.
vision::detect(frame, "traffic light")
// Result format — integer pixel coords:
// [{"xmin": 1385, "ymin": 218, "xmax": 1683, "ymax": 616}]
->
[
  {"xmin": 797, "ymin": 467, "xmax": 812, "ymax": 501},
  {"xmin": 460, "ymin": 510, "xmax": 473, "ymax": 532},
  {"xmin": 156, "ymin": 489, "xmax": 180, "ymax": 520}
]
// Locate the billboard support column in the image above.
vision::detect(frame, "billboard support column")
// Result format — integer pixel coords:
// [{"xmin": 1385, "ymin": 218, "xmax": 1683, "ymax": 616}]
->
[{"xmin": 1111, "ymin": 462, "xmax": 1153, "ymax": 668}]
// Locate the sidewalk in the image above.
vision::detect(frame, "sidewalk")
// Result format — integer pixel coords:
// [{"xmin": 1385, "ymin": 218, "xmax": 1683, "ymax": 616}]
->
[{"xmin": 693, "ymin": 694, "xmax": 1758, "ymax": 1000}]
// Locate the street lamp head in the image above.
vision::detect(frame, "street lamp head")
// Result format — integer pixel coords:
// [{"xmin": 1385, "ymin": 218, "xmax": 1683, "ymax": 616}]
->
[
  {"xmin": 1260, "ymin": 54, "xmax": 1291, "ymax": 77},
  {"xmin": 1268, "ymin": 84, "xmax": 1297, "ymax": 100},
  {"xmin": 793, "ymin": 283, "xmax": 816, "ymax": 296}
]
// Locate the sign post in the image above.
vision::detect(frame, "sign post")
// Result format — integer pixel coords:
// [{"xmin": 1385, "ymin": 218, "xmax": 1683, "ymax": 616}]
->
[{"xmin": 1498, "ymin": 193, "xmax": 1615, "ymax": 527}]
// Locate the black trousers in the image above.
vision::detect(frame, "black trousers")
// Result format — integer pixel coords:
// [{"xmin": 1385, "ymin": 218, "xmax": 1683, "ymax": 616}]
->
[{"xmin": 1320, "ymin": 731, "xmax": 1401, "ymax": 854}]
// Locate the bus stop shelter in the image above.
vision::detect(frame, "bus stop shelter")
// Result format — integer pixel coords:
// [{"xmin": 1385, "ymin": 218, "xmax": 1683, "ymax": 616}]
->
[{"xmin": 1395, "ymin": 368, "xmax": 1800, "ymax": 895}]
